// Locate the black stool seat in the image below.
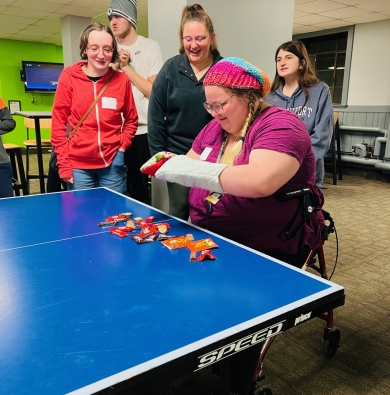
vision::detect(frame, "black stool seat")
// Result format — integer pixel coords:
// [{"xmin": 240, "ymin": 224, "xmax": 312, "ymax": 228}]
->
[{"xmin": 4, "ymin": 143, "xmax": 28, "ymax": 196}]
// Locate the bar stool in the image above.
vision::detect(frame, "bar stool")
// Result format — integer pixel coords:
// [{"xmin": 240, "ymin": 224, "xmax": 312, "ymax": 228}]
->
[
  {"xmin": 4, "ymin": 143, "xmax": 28, "ymax": 196},
  {"xmin": 23, "ymin": 118, "xmax": 52, "ymax": 194}
]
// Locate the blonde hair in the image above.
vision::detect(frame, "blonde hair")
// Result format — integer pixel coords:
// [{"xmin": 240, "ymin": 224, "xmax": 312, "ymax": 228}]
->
[
  {"xmin": 220, "ymin": 89, "xmax": 262, "ymax": 166},
  {"xmin": 178, "ymin": 4, "xmax": 218, "ymax": 54}
]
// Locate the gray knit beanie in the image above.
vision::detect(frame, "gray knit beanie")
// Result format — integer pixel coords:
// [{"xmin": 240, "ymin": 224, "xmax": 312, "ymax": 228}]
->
[{"xmin": 107, "ymin": 0, "xmax": 137, "ymax": 28}]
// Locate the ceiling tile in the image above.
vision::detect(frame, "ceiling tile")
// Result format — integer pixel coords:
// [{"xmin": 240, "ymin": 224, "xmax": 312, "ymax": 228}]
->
[
  {"xmin": 314, "ymin": 20, "xmax": 355, "ymax": 28},
  {"xmin": 294, "ymin": 14, "xmax": 335, "ymax": 24},
  {"xmin": 44, "ymin": 12, "xmax": 66, "ymax": 21},
  {"xmin": 294, "ymin": 10, "xmax": 311, "ymax": 18},
  {"xmin": 26, "ymin": 25, "xmax": 60, "ymax": 33},
  {"xmin": 12, "ymin": 0, "xmax": 64, "ymax": 12},
  {"xmin": 0, "ymin": 27, "xmax": 21, "ymax": 34},
  {"xmin": 295, "ymin": 0, "xmax": 317, "ymax": 5},
  {"xmin": 10, "ymin": 33, "xmax": 45, "ymax": 41},
  {"xmin": 19, "ymin": 29, "xmax": 51, "ymax": 37},
  {"xmin": 332, "ymin": 0, "xmax": 378, "ymax": 5},
  {"xmin": 295, "ymin": 0, "xmax": 347, "ymax": 13},
  {"xmin": 320, "ymin": 5, "xmax": 374, "ymax": 17},
  {"xmin": 0, "ymin": 14, "xmax": 38, "ymax": 24},
  {"xmin": 356, "ymin": 0, "xmax": 390, "ymax": 12},
  {"xmin": 0, "ymin": 21, "xmax": 30, "ymax": 29},
  {"xmin": 35, "ymin": 19, "xmax": 62, "ymax": 28},
  {"xmin": 293, "ymin": 25, "xmax": 324, "ymax": 34},
  {"xmin": 57, "ymin": 5, "xmax": 101, "ymax": 17},
  {"xmin": 343, "ymin": 12, "xmax": 390, "ymax": 22},
  {"xmin": 4, "ymin": 6, "xmax": 50, "ymax": 18}
]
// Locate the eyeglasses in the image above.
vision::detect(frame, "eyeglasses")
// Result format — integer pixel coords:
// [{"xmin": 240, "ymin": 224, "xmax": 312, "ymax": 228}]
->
[
  {"xmin": 182, "ymin": 35, "xmax": 209, "ymax": 43},
  {"xmin": 86, "ymin": 46, "xmax": 113, "ymax": 54},
  {"xmin": 203, "ymin": 95, "xmax": 234, "ymax": 114}
]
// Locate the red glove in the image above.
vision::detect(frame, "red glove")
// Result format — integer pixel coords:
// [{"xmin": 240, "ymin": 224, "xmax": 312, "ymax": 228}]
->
[{"xmin": 140, "ymin": 151, "xmax": 176, "ymax": 177}]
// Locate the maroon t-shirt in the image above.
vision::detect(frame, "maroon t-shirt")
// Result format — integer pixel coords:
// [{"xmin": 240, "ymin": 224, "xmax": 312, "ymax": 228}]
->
[{"xmin": 189, "ymin": 106, "xmax": 324, "ymax": 254}]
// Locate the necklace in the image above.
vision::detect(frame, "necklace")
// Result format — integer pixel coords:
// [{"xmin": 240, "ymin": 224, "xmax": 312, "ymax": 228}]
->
[{"xmin": 193, "ymin": 59, "xmax": 213, "ymax": 75}]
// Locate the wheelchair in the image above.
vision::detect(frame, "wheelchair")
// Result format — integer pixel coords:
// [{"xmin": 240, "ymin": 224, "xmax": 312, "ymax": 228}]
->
[{"xmin": 251, "ymin": 188, "xmax": 340, "ymax": 395}]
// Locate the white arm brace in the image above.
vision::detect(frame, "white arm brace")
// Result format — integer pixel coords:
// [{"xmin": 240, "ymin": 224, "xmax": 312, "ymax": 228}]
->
[{"xmin": 155, "ymin": 155, "xmax": 227, "ymax": 194}]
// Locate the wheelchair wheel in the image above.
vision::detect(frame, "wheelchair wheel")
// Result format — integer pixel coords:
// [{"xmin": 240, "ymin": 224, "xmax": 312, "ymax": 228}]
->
[
  {"xmin": 253, "ymin": 387, "xmax": 273, "ymax": 395},
  {"xmin": 323, "ymin": 327, "xmax": 340, "ymax": 359}
]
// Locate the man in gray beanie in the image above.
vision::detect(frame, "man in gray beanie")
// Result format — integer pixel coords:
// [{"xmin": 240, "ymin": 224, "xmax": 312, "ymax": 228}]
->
[{"xmin": 108, "ymin": 0, "xmax": 163, "ymax": 204}]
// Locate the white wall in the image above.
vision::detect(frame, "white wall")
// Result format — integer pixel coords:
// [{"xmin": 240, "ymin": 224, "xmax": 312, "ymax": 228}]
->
[
  {"xmin": 348, "ymin": 19, "xmax": 390, "ymax": 106},
  {"xmin": 200, "ymin": 0, "xmax": 293, "ymax": 80},
  {"xmin": 148, "ymin": 0, "xmax": 187, "ymax": 61},
  {"xmin": 148, "ymin": 0, "xmax": 294, "ymax": 79},
  {"xmin": 61, "ymin": 15, "xmax": 91, "ymax": 67}
]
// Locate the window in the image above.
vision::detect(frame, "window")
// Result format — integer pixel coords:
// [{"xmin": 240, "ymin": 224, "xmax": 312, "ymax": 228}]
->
[{"xmin": 294, "ymin": 26, "xmax": 354, "ymax": 106}]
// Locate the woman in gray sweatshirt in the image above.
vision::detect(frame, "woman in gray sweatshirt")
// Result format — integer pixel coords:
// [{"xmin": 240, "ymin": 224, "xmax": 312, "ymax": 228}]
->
[{"xmin": 265, "ymin": 40, "xmax": 333, "ymax": 188}]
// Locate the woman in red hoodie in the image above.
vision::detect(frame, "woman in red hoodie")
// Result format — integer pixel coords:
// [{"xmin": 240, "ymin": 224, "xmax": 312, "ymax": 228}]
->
[{"xmin": 52, "ymin": 23, "xmax": 138, "ymax": 193}]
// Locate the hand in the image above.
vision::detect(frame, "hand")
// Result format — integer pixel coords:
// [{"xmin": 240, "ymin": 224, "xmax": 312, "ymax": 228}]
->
[
  {"xmin": 140, "ymin": 151, "xmax": 176, "ymax": 177},
  {"xmin": 118, "ymin": 49, "xmax": 131, "ymax": 70},
  {"xmin": 109, "ymin": 61, "xmax": 120, "ymax": 71},
  {"xmin": 63, "ymin": 177, "xmax": 73, "ymax": 184}
]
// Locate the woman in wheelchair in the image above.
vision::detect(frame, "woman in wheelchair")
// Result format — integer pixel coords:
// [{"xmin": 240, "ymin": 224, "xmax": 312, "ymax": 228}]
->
[
  {"xmin": 143, "ymin": 57, "xmax": 325, "ymax": 395},
  {"xmin": 146, "ymin": 57, "xmax": 324, "ymax": 268}
]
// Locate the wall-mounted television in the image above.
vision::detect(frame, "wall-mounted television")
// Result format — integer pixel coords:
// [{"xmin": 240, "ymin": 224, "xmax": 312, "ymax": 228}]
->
[{"xmin": 21, "ymin": 61, "xmax": 64, "ymax": 93}]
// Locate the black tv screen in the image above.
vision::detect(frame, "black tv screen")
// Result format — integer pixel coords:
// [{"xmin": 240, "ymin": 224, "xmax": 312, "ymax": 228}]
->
[{"xmin": 22, "ymin": 61, "xmax": 64, "ymax": 93}]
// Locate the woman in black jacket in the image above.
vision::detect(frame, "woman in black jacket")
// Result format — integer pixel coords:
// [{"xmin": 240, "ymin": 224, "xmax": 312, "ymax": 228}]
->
[{"xmin": 148, "ymin": 3, "xmax": 222, "ymax": 220}]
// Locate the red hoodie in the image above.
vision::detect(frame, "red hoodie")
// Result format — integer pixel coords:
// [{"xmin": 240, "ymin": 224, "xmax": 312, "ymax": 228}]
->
[{"xmin": 52, "ymin": 62, "xmax": 138, "ymax": 179}]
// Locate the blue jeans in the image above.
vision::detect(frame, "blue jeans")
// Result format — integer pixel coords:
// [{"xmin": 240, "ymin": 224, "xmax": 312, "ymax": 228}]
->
[
  {"xmin": 68, "ymin": 150, "xmax": 126, "ymax": 193},
  {"xmin": 0, "ymin": 162, "xmax": 14, "ymax": 198}
]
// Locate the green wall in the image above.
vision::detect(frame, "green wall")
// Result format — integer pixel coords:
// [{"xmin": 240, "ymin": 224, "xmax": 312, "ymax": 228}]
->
[{"xmin": 0, "ymin": 39, "xmax": 63, "ymax": 145}]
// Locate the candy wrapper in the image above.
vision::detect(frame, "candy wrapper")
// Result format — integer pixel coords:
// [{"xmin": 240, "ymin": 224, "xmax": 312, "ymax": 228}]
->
[
  {"xmin": 187, "ymin": 238, "xmax": 218, "ymax": 253},
  {"xmin": 161, "ymin": 236, "xmax": 189, "ymax": 250},
  {"xmin": 197, "ymin": 250, "xmax": 217, "ymax": 261},
  {"xmin": 140, "ymin": 151, "xmax": 176, "ymax": 177},
  {"xmin": 98, "ymin": 212, "xmax": 132, "ymax": 226}
]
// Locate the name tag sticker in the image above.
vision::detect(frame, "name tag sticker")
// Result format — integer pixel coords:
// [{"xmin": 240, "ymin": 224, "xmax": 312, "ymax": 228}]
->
[
  {"xmin": 200, "ymin": 147, "xmax": 212, "ymax": 161},
  {"xmin": 102, "ymin": 97, "xmax": 117, "ymax": 109}
]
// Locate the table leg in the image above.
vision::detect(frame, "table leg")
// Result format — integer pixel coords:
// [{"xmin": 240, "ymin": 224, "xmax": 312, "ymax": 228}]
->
[{"xmin": 34, "ymin": 117, "xmax": 46, "ymax": 193}]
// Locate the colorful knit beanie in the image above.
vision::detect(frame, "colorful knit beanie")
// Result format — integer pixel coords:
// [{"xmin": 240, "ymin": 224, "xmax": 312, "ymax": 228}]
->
[
  {"xmin": 108, "ymin": 0, "xmax": 137, "ymax": 28},
  {"xmin": 203, "ymin": 57, "xmax": 271, "ymax": 96}
]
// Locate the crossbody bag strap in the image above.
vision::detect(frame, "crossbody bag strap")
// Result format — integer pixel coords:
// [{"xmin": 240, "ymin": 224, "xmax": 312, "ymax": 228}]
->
[{"xmin": 67, "ymin": 72, "xmax": 114, "ymax": 142}]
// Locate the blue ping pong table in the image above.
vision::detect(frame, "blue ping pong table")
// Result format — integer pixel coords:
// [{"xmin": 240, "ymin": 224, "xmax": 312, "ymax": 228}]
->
[{"xmin": 0, "ymin": 188, "xmax": 344, "ymax": 395}]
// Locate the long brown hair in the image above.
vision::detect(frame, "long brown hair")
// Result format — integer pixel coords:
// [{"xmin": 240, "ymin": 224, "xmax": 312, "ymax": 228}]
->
[
  {"xmin": 270, "ymin": 41, "xmax": 319, "ymax": 106},
  {"xmin": 178, "ymin": 4, "xmax": 218, "ymax": 54}
]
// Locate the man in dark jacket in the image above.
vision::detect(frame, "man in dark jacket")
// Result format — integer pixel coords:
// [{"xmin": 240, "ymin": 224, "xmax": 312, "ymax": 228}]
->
[{"xmin": 0, "ymin": 97, "xmax": 16, "ymax": 198}]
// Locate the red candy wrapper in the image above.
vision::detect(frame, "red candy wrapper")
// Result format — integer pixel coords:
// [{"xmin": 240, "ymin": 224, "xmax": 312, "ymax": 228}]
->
[
  {"xmin": 197, "ymin": 250, "xmax": 217, "ymax": 261},
  {"xmin": 98, "ymin": 212, "xmax": 132, "ymax": 226},
  {"xmin": 110, "ymin": 228, "xmax": 127, "ymax": 238},
  {"xmin": 131, "ymin": 235, "xmax": 146, "ymax": 244}
]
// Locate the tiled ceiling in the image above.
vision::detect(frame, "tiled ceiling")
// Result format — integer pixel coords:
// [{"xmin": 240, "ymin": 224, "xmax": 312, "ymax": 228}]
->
[{"xmin": 0, "ymin": 0, "xmax": 389, "ymax": 46}]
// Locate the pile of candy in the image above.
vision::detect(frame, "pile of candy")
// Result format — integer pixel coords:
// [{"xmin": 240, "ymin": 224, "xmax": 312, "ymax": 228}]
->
[{"xmin": 98, "ymin": 212, "xmax": 217, "ymax": 261}]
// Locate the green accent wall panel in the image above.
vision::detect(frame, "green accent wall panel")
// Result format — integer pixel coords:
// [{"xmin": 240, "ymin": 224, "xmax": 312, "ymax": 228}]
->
[{"xmin": 0, "ymin": 39, "xmax": 63, "ymax": 146}]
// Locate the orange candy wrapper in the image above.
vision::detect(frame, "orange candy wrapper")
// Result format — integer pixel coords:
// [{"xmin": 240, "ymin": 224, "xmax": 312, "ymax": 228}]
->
[
  {"xmin": 187, "ymin": 238, "xmax": 218, "ymax": 253},
  {"xmin": 161, "ymin": 236, "xmax": 189, "ymax": 250},
  {"xmin": 161, "ymin": 236, "xmax": 218, "ymax": 252}
]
